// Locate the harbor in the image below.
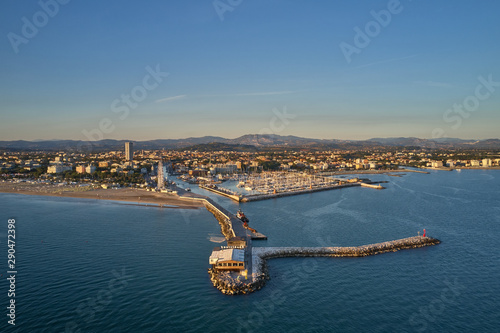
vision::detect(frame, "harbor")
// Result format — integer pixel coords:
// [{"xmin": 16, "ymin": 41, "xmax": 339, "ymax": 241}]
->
[
  {"xmin": 167, "ymin": 174, "xmax": 440, "ymax": 296},
  {"xmin": 192, "ymin": 184, "xmax": 441, "ymax": 295}
]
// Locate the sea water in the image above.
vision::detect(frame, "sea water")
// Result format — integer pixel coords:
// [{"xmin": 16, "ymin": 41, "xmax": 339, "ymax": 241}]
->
[{"xmin": 0, "ymin": 170, "xmax": 499, "ymax": 332}]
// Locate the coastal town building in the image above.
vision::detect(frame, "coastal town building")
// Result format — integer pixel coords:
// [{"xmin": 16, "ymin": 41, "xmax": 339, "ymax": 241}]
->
[
  {"xmin": 482, "ymin": 158, "xmax": 492, "ymax": 167},
  {"xmin": 75, "ymin": 165, "xmax": 86, "ymax": 174},
  {"xmin": 85, "ymin": 165, "xmax": 96, "ymax": 174},
  {"xmin": 431, "ymin": 161, "xmax": 444, "ymax": 168},
  {"xmin": 47, "ymin": 164, "xmax": 72, "ymax": 174},
  {"xmin": 125, "ymin": 142, "xmax": 134, "ymax": 161},
  {"xmin": 209, "ymin": 164, "xmax": 237, "ymax": 175}
]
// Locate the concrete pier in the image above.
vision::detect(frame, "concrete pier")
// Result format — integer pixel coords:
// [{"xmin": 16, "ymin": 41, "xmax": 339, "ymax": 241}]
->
[
  {"xmin": 203, "ymin": 199, "xmax": 237, "ymax": 239},
  {"xmin": 202, "ymin": 198, "xmax": 266, "ymax": 240},
  {"xmin": 199, "ymin": 184, "xmax": 241, "ymax": 202},
  {"xmin": 172, "ymin": 183, "xmax": 265, "ymax": 240},
  {"xmin": 360, "ymin": 183, "xmax": 385, "ymax": 189}
]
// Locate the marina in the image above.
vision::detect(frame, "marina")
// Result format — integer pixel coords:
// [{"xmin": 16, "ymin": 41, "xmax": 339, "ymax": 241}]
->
[{"xmin": 200, "ymin": 172, "xmax": 387, "ymax": 202}]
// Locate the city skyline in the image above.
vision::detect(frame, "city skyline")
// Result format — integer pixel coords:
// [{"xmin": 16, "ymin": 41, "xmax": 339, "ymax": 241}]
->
[{"xmin": 1, "ymin": 1, "xmax": 499, "ymax": 141}]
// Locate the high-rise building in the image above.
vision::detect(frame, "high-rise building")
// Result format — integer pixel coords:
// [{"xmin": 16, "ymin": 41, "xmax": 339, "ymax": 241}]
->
[
  {"xmin": 157, "ymin": 160, "xmax": 166, "ymax": 189},
  {"xmin": 125, "ymin": 142, "xmax": 133, "ymax": 161}
]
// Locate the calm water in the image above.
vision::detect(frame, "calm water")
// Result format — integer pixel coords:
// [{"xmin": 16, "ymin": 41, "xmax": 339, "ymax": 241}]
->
[{"xmin": 1, "ymin": 170, "xmax": 499, "ymax": 332}]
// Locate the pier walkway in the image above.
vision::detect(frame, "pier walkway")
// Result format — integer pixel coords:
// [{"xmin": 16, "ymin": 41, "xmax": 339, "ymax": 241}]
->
[
  {"xmin": 203, "ymin": 198, "xmax": 267, "ymax": 240},
  {"xmin": 199, "ymin": 184, "xmax": 241, "ymax": 202},
  {"xmin": 360, "ymin": 183, "xmax": 385, "ymax": 189},
  {"xmin": 173, "ymin": 184, "xmax": 266, "ymax": 240}
]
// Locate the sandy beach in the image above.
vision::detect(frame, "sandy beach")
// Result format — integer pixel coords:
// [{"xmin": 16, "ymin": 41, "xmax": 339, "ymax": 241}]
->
[{"xmin": 0, "ymin": 183, "xmax": 203, "ymax": 209}]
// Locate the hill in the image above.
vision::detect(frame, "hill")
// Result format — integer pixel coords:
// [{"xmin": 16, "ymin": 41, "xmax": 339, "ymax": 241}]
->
[{"xmin": 1, "ymin": 135, "xmax": 499, "ymax": 151}]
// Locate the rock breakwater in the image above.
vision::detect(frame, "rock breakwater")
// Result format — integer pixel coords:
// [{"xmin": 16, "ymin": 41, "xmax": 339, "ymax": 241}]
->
[{"xmin": 210, "ymin": 236, "xmax": 440, "ymax": 295}]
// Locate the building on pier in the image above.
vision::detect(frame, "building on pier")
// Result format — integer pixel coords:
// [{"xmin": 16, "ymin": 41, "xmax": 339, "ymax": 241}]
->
[
  {"xmin": 209, "ymin": 248, "xmax": 245, "ymax": 271},
  {"xmin": 228, "ymin": 237, "xmax": 247, "ymax": 248}
]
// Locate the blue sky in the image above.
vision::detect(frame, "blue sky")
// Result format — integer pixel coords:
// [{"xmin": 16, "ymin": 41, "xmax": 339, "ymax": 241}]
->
[{"xmin": 1, "ymin": 0, "xmax": 499, "ymax": 141}]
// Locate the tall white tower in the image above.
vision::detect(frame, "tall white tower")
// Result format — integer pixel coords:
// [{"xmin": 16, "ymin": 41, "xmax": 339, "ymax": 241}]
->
[
  {"xmin": 125, "ymin": 142, "xmax": 133, "ymax": 161},
  {"xmin": 157, "ymin": 160, "xmax": 166, "ymax": 189}
]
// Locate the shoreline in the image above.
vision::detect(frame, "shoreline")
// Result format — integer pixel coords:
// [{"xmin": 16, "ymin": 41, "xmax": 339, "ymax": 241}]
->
[
  {"xmin": 319, "ymin": 167, "xmax": 500, "ymax": 175},
  {"xmin": 417, "ymin": 166, "xmax": 500, "ymax": 171},
  {"xmin": 317, "ymin": 168, "xmax": 430, "ymax": 176},
  {"xmin": 0, "ymin": 184, "xmax": 203, "ymax": 209}
]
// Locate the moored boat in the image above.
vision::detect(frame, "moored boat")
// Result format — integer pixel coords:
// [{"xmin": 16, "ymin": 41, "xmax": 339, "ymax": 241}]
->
[{"xmin": 236, "ymin": 209, "xmax": 249, "ymax": 223}]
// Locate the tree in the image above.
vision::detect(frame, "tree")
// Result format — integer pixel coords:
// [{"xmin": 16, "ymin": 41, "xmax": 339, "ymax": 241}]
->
[{"xmin": 261, "ymin": 160, "xmax": 280, "ymax": 171}]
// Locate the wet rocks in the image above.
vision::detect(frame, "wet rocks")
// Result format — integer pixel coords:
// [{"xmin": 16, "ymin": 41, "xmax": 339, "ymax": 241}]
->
[
  {"xmin": 204, "ymin": 201, "xmax": 234, "ymax": 240},
  {"xmin": 208, "ymin": 268, "xmax": 268, "ymax": 295}
]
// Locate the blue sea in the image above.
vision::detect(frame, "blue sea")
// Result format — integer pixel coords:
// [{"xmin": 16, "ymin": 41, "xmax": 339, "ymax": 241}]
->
[{"xmin": 1, "ymin": 170, "xmax": 499, "ymax": 332}]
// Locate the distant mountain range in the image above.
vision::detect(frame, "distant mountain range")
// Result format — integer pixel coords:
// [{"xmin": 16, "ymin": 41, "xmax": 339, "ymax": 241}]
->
[{"xmin": 1, "ymin": 135, "xmax": 499, "ymax": 151}]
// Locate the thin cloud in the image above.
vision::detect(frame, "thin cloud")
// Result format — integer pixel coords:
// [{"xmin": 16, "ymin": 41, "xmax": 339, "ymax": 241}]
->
[
  {"xmin": 155, "ymin": 95, "xmax": 187, "ymax": 103},
  {"xmin": 414, "ymin": 80, "xmax": 453, "ymax": 88},
  {"xmin": 234, "ymin": 91, "xmax": 295, "ymax": 96},
  {"xmin": 352, "ymin": 54, "xmax": 420, "ymax": 70},
  {"xmin": 203, "ymin": 91, "xmax": 296, "ymax": 97}
]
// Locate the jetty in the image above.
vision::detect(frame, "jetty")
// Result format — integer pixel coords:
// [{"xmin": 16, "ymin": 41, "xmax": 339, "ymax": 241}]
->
[
  {"xmin": 199, "ymin": 184, "xmax": 241, "ymax": 202},
  {"xmin": 202, "ymin": 197, "xmax": 267, "ymax": 240},
  {"xmin": 360, "ymin": 183, "xmax": 385, "ymax": 189},
  {"xmin": 208, "ymin": 236, "xmax": 440, "ymax": 295},
  {"xmin": 171, "ymin": 182, "xmax": 440, "ymax": 296},
  {"xmin": 172, "ymin": 183, "xmax": 267, "ymax": 241}
]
